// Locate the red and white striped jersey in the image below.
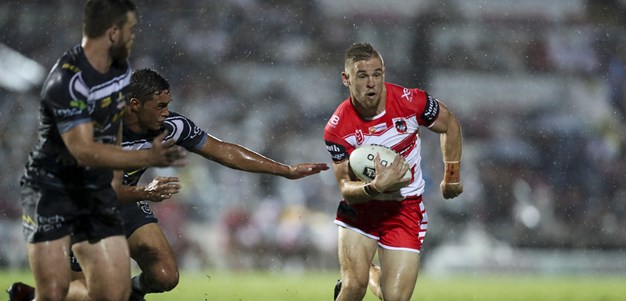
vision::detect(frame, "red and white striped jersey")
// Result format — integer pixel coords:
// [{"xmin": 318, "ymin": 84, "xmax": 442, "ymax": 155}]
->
[{"xmin": 324, "ymin": 82, "xmax": 440, "ymax": 199}]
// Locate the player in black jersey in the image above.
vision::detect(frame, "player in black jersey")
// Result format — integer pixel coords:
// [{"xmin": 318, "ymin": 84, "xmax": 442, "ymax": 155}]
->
[
  {"xmin": 51, "ymin": 68, "xmax": 328, "ymax": 301},
  {"xmin": 9, "ymin": 2, "xmax": 187, "ymax": 301}
]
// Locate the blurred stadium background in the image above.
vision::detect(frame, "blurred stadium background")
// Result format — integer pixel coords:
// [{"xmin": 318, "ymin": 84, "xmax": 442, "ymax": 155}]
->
[{"xmin": 1, "ymin": 0, "xmax": 626, "ymax": 299}]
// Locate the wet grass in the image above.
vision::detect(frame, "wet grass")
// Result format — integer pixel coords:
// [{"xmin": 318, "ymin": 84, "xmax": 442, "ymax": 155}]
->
[{"xmin": 2, "ymin": 269, "xmax": 625, "ymax": 301}]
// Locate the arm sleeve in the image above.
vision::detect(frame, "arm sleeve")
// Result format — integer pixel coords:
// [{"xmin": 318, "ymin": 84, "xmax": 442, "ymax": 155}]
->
[
  {"xmin": 324, "ymin": 128, "xmax": 352, "ymax": 163},
  {"xmin": 42, "ymin": 68, "xmax": 91, "ymax": 133},
  {"xmin": 411, "ymin": 89, "xmax": 440, "ymax": 127},
  {"xmin": 163, "ymin": 113, "xmax": 208, "ymax": 150}
]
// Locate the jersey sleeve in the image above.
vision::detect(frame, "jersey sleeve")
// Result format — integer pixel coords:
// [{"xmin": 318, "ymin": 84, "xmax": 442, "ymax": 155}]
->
[
  {"xmin": 410, "ymin": 89, "xmax": 440, "ymax": 127},
  {"xmin": 324, "ymin": 118, "xmax": 352, "ymax": 163},
  {"xmin": 41, "ymin": 64, "xmax": 91, "ymax": 133},
  {"xmin": 163, "ymin": 113, "xmax": 208, "ymax": 151}
]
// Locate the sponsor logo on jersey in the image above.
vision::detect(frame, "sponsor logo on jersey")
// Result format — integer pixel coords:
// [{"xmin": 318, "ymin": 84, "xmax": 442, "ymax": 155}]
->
[
  {"xmin": 355, "ymin": 129, "xmax": 364, "ymax": 145},
  {"xmin": 62, "ymin": 63, "xmax": 80, "ymax": 73},
  {"xmin": 422, "ymin": 94, "xmax": 439, "ymax": 124},
  {"xmin": 332, "ymin": 153, "xmax": 346, "ymax": 161},
  {"xmin": 325, "ymin": 141, "xmax": 348, "ymax": 161},
  {"xmin": 402, "ymin": 88, "xmax": 412, "ymax": 102},
  {"xmin": 101, "ymin": 97, "xmax": 111, "ymax": 108},
  {"xmin": 54, "ymin": 99, "xmax": 88, "ymax": 118},
  {"xmin": 368, "ymin": 123, "xmax": 387, "ymax": 134},
  {"xmin": 394, "ymin": 118, "xmax": 407, "ymax": 133},
  {"xmin": 70, "ymin": 100, "xmax": 87, "ymax": 110},
  {"xmin": 126, "ymin": 168, "xmax": 144, "ymax": 176},
  {"xmin": 54, "ymin": 107, "xmax": 84, "ymax": 118},
  {"xmin": 34, "ymin": 214, "xmax": 66, "ymax": 233}
]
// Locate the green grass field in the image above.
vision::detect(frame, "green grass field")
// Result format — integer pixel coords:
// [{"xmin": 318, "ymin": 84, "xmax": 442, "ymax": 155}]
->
[{"xmin": 2, "ymin": 269, "xmax": 625, "ymax": 301}]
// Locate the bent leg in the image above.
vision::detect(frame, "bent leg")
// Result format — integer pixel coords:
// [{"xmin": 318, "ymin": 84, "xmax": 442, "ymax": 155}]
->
[
  {"xmin": 378, "ymin": 248, "xmax": 420, "ymax": 301},
  {"xmin": 27, "ymin": 236, "xmax": 72, "ymax": 301},
  {"xmin": 129, "ymin": 223, "xmax": 179, "ymax": 294},
  {"xmin": 72, "ymin": 235, "xmax": 130, "ymax": 301},
  {"xmin": 336, "ymin": 227, "xmax": 378, "ymax": 301},
  {"xmin": 65, "ymin": 271, "xmax": 90, "ymax": 301},
  {"xmin": 368, "ymin": 263, "xmax": 383, "ymax": 300}
]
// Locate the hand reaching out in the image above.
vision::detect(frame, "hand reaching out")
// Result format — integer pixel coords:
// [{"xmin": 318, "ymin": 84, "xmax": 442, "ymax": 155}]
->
[
  {"xmin": 143, "ymin": 176, "xmax": 181, "ymax": 202},
  {"xmin": 285, "ymin": 163, "xmax": 329, "ymax": 179}
]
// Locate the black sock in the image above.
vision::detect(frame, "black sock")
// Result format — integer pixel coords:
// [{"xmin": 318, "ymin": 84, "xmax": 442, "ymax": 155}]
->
[{"xmin": 131, "ymin": 273, "xmax": 163, "ymax": 295}]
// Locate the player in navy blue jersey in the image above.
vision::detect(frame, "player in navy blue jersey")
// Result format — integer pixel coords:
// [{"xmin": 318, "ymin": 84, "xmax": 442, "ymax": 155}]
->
[
  {"xmin": 9, "ymin": 2, "xmax": 187, "ymax": 301},
  {"xmin": 51, "ymin": 68, "xmax": 329, "ymax": 301}
]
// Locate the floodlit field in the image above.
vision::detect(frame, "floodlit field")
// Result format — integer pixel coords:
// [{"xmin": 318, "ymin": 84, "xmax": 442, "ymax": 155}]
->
[{"xmin": 2, "ymin": 269, "xmax": 625, "ymax": 301}]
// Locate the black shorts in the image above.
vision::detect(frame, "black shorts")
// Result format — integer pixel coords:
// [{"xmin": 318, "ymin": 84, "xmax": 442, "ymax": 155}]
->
[
  {"xmin": 120, "ymin": 200, "xmax": 159, "ymax": 237},
  {"xmin": 21, "ymin": 184, "xmax": 124, "ymax": 244},
  {"xmin": 70, "ymin": 200, "xmax": 158, "ymax": 271}
]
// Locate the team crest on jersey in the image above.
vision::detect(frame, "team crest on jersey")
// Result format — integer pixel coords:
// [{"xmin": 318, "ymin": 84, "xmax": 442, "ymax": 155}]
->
[
  {"xmin": 368, "ymin": 123, "xmax": 387, "ymax": 134},
  {"xmin": 394, "ymin": 118, "xmax": 407, "ymax": 133},
  {"xmin": 355, "ymin": 129, "xmax": 364, "ymax": 145}
]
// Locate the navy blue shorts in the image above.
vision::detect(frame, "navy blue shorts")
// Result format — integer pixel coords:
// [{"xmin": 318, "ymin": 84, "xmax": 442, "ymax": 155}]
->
[
  {"xmin": 21, "ymin": 184, "xmax": 124, "ymax": 244},
  {"xmin": 70, "ymin": 200, "xmax": 159, "ymax": 271}
]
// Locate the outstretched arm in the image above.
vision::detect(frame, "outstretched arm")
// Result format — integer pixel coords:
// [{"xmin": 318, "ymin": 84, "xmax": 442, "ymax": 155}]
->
[
  {"xmin": 61, "ymin": 122, "xmax": 187, "ymax": 169},
  {"xmin": 428, "ymin": 100, "xmax": 463, "ymax": 199},
  {"xmin": 192, "ymin": 135, "xmax": 328, "ymax": 179}
]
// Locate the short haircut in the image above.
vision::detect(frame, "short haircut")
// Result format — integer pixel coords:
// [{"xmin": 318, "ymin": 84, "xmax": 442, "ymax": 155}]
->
[
  {"xmin": 344, "ymin": 43, "xmax": 384, "ymax": 71},
  {"xmin": 83, "ymin": 0, "xmax": 137, "ymax": 38},
  {"xmin": 128, "ymin": 68, "xmax": 170, "ymax": 103}
]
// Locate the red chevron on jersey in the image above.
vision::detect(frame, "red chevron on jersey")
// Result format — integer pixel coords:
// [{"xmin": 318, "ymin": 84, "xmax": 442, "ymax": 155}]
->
[{"xmin": 324, "ymin": 82, "xmax": 441, "ymax": 199}]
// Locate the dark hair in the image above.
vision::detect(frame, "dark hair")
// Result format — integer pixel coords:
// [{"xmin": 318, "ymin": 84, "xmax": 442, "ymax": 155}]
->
[
  {"xmin": 127, "ymin": 68, "xmax": 170, "ymax": 103},
  {"xmin": 344, "ymin": 42, "xmax": 384, "ymax": 69},
  {"xmin": 83, "ymin": 0, "xmax": 137, "ymax": 38}
]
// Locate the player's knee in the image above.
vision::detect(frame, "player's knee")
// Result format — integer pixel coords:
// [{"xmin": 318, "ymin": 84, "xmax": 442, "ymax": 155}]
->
[
  {"xmin": 341, "ymin": 278, "xmax": 368, "ymax": 299},
  {"xmin": 381, "ymin": 288, "xmax": 413, "ymax": 301},
  {"xmin": 147, "ymin": 267, "xmax": 179, "ymax": 292},
  {"xmin": 37, "ymin": 283, "xmax": 69, "ymax": 301},
  {"xmin": 158, "ymin": 270, "xmax": 180, "ymax": 292}
]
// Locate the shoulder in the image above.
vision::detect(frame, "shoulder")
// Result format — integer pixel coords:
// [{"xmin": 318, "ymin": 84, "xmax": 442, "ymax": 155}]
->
[
  {"xmin": 41, "ymin": 46, "xmax": 86, "ymax": 104},
  {"xmin": 163, "ymin": 111, "xmax": 204, "ymax": 135},
  {"xmin": 163, "ymin": 111, "xmax": 207, "ymax": 149},
  {"xmin": 324, "ymin": 98, "xmax": 355, "ymax": 136},
  {"xmin": 385, "ymin": 82, "xmax": 439, "ymax": 126},
  {"xmin": 385, "ymin": 82, "xmax": 427, "ymax": 104}
]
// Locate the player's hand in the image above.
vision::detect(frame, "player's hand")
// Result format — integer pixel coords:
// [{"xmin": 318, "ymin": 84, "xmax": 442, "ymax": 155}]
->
[
  {"xmin": 149, "ymin": 130, "xmax": 187, "ymax": 167},
  {"xmin": 144, "ymin": 176, "xmax": 181, "ymax": 202},
  {"xmin": 285, "ymin": 163, "xmax": 329, "ymax": 179},
  {"xmin": 371, "ymin": 153, "xmax": 410, "ymax": 193},
  {"xmin": 440, "ymin": 181, "xmax": 463, "ymax": 199}
]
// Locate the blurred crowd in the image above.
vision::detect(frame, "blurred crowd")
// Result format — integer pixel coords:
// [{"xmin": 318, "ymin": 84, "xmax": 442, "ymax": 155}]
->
[{"xmin": 1, "ymin": 0, "xmax": 625, "ymax": 270}]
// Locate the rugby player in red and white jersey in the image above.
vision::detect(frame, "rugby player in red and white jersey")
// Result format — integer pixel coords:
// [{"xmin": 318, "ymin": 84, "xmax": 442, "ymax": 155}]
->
[{"xmin": 324, "ymin": 43, "xmax": 463, "ymax": 301}]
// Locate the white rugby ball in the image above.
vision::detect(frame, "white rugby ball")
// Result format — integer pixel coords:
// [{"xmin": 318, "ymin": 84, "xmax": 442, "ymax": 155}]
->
[{"xmin": 349, "ymin": 144, "xmax": 411, "ymax": 191}]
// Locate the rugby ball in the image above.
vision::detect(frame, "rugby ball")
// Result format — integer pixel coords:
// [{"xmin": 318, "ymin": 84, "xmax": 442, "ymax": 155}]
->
[{"xmin": 349, "ymin": 144, "xmax": 412, "ymax": 191}]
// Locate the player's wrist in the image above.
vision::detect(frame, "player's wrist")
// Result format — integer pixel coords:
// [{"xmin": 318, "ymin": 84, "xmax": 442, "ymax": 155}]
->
[
  {"xmin": 363, "ymin": 182, "xmax": 380, "ymax": 197},
  {"xmin": 443, "ymin": 161, "xmax": 460, "ymax": 184}
]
